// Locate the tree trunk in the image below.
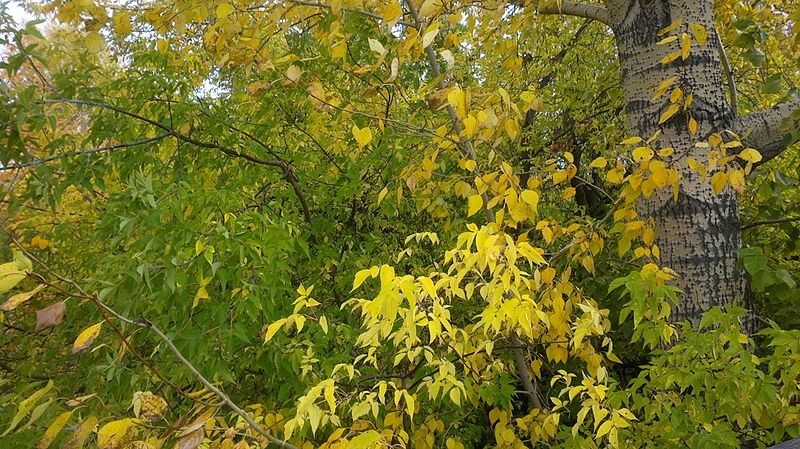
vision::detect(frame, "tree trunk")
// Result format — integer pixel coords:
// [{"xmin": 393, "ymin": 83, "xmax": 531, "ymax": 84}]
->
[
  {"xmin": 606, "ymin": 0, "xmax": 753, "ymax": 332},
  {"xmin": 539, "ymin": 1, "xmax": 800, "ymax": 333}
]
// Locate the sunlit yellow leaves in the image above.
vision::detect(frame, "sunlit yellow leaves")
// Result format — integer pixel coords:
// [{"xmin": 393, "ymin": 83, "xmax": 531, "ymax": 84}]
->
[
  {"xmin": 346, "ymin": 430, "xmax": 382, "ymax": 449},
  {"xmin": 504, "ymin": 118, "xmax": 520, "ymax": 140},
  {"xmin": 658, "ymin": 104, "xmax": 681, "ymax": 124},
  {"xmin": 421, "ymin": 24, "xmax": 440, "ymax": 48},
  {"xmin": 589, "ymin": 157, "xmax": 607, "ymax": 168},
  {"xmin": 460, "ymin": 158, "xmax": 476, "ymax": 172},
  {"xmin": 651, "ymin": 77, "xmax": 676, "ymax": 100},
  {"xmin": 97, "ymin": 419, "xmax": 136, "ymax": 449},
  {"xmin": 728, "ymin": 169, "xmax": 745, "ymax": 194},
  {"xmin": 467, "ymin": 194, "xmax": 483, "ymax": 217},
  {"xmin": 607, "ymin": 167, "xmax": 625, "ymax": 184},
  {"xmin": 681, "ymin": 33, "xmax": 691, "ymax": 59},
  {"xmin": 215, "ymin": 3, "xmax": 235, "ymax": 18},
  {"xmin": 352, "ymin": 125, "xmax": 373, "ymax": 147},
  {"xmin": 689, "ymin": 116, "xmax": 698, "ymax": 134},
  {"xmin": 739, "ymin": 148, "xmax": 762, "ymax": 163},
  {"xmin": 657, "ymin": 19, "xmax": 682, "ymax": 36},
  {"xmin": 133, "ymin": 392, "xmax": 168, "ymax": 421},
  {"xmin": 382, "ymin": 2, "xmax": 403, "ymax": 26},
  {"xmin": 63, "ymin": 415, "xmax": 97, "ymax": 449},
  {"xmin": 661, "ymin": 51, "xmax": 681, "ymax": 65},
  {"xmin": 331, "ymin": 40, "xmax": 347, "ymax": 59},
  {"xmin": 656, "ymin": 36, "xmax": 677, "ymax": 46},
  {"xmin": 690, "ymin": 23, "xmax": 708, "ymax": 46},
  {"xmin": 710, "ymin": 171, "xmax": 728, "ymax": 194},
  {"xmin": 447, "ymin": 88, "xmax": 467, "ymax": 119},
  {"xmin": 377, "ymin": 187, "xmax": 389, "ymax": 205},
  {"xmin": 632, "ymin": 147, "xmax": 654, "ymax": 163},
  {"xmin": 73, "ymin": 322, "xmax": 102, "ymax": 353}
]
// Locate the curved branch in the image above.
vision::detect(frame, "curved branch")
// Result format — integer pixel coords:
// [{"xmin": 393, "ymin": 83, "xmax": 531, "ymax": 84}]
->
[
  {"xmin": 733, "ymin": 99, "xmax": 800, "ymax": 164},
  {"xmin": 40, "ymin": 99, "xmax": 313, "ymax": 224},
  {"xmin": 1, "ymin": 133, "xmax": 171, "ymax": 171},
  {"xmin": 538, "ymin": 1, "xmax": 611, "ymax": 26}
]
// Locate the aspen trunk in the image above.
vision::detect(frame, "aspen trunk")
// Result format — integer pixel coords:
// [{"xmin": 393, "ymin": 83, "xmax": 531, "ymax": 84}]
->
[{"xmin": 606, "ymin": 0, "xmax": 754, "ymax": 333}]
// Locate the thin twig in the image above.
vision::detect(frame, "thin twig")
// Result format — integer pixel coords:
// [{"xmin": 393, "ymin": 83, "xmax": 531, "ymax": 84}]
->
[
  {"xmin": 1, "ymin": 134, "xmax": 171, "ymax": 170},
  {"xmin": 741, "ymin": 216, "xmax": 800, "ymax": 230},
  {"xmin": 715, "ymin": 32, "xmax": 738, "ymax": 116}
]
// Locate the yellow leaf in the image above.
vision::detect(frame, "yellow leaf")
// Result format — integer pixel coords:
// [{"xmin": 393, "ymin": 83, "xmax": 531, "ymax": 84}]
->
[
  {"xmin": 368, "ymin": 38, "xmax": 386, "ymax": 56},
  {"xmin": 710, "ymin": 171, "xmax": 727, "ymax": 194},
  {"xmin": 97, "ymin": 418, "xmax": 136, "ymax": 449},
  {"xmin": 462, "ymin": 159, "xmax": 476, "ymax": 172},
  {"xmin": 658, "ymin": 104, "xmax": 681, "ymax": 124},
  {"xmin": 552, "ymin": 170, "xmax": 567, "ymax": 184},
  {"xmin": 3, "ymin": 380, "xmax": 53, "ymax": 436},
  {"xmin": 728, "ymin": 169, "xmax": 745, "ymax": 194},
  {"xmin": 447, "ymin": 88, "xmax": 467, "ymax": 119},
  {"xmin": 352, "ymin": 268, "xmax": 373, "ymax": 291},
  {"xmin": 661, "ymin": 51, "xmax": 681, "ymax": 64},
  {"xmin": 377, "ymin": 187, "xmax": 388, "ymax": 205},
  {"xmin": 656, "ymin": 36, "xmax": 678, "ymax": 45},
  {"xmin": 352, "ymin": 125, "xmax": 373, "ymax": 147},
  {"xmin": 346, "ymin": 430, "xmax": 381, "ymax": 449},
  {"xmin": 597, "ymin": 420, "xmax": 613, "ymax": 439},
  {"xmin": 681, "ymin": 32, "xmax": 691, "ymax": 59},
  {"xmin": 216, "ymin": 3, "xmax": 235, "ymax": 18},
  {"xmin": 319, "ymin": 316, "xmax": 328, "ymax": 334},
  {"xmin": 422, "ymin": 26, "xmax": 439, "ymax": 48},
  {"xmin": 382, "ymin": 2, "xmax": 402, "ymax": 25},
  {"xmin": 504, "ymin": 119, "xmax": 520, "ymax": 140},
  {"xmin": 620, "ymin": 136, "xmax": 642, "ymax": 145},
  {"xmin": 286, "ymin": 65, "xmax": 302, "ymax": 83},
  {"xmin": 589, "ymin": 157, "xmax": 607, "ymax": 168},
  {"xmin": 521, "ymin": 190, "xmax": 539, "ymax": 208},
  {"xmin": 62, "ymin": 415, "xmax": 97, "ymax": 449},
  {"xmin": 0, "ymin": 284, "xmax": 45, "ymax": 311},
  {"xmin": 607, "ymin": 168, "xmax": 624, "ymax": 184},
  {"xmin": 263, "ymin": 318, "xmax": 287, "ymax": 342},
  {"xmin": 658, "ymin": 147, "xmax": 675, "ymax": 157},
  {"xmin": 632, "ymin": 146, "xmax": 654, "ymax": 163},
  {"xmin": 657, "ymin": 19, "xmax": 683, "ymax": 36},
  {"xmin": 688, "ymin": 116, "xmax": 698, "ymax": 134},
  {"xmin": 669, "ymin": 88, "xmax": 683, "ymax": 103},
  {"xmin": 690, "ymin": 23, "xmax": 708, "ymax": 46},
  {"xmin": 467, "ymin": 194, "xmax": 483, "ymax": 217},
  {"xmin": 37, "ymin": 411, "xmax": 72, "ymax": 449},
  {"xmin": 739, "ymin": 148, "xmax": 762, "ymax": 163},
  {"xmin": 72, "ymin": 322, "xmax": 102, "ymax": 353}
]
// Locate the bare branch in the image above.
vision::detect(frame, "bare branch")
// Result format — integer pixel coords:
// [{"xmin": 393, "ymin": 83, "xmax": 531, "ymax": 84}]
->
[
  {"xmin": 1, "ymin": 133, "xmax": 171, "ymax": 171},
  {"xmin": 733, "ymin": 99, "xmax": 800, "ymax": 164},
  {"xmin": 715, "ymin": 32, "xmax": 738, "ymax": 116},
  {"xmin": 742, "ymin": 216, "xmax": 800, "ymax": 231},
  {"xmin": 538, "ymin": 1, "xmax": 611, "ymax": 26}
]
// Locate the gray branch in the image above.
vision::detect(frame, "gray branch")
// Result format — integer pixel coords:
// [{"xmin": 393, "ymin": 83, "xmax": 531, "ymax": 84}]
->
[
  {"xmin": 733, "ymin": 99, "xmax": 800, "ymax": 164},
  {"xmin": 538, "ymin": 1, "xmax": 612, "ymax": 26}
]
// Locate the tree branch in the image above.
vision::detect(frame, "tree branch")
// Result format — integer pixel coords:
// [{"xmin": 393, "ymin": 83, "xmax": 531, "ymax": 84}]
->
[
  {"xmin": 1, "ymin": 133, "xmax": 171, "ymax": 171},
  {"xmin": 733, "ymin": 99, "xmax": 800, "ymax": 164},
  {"xmin": 742, "ymin": 216, "xmax": 800, "ymax": 231},
  {"xmin": 715, "ymin": 32, "xmax": 738, "ymax": 116},
  {"xmin": 538, "ymin": 1, "xmax": 611, "ymax": 26},
  {"xmin": 40, "ymin": 99, "xmax": 313, "ymax": 224}
]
